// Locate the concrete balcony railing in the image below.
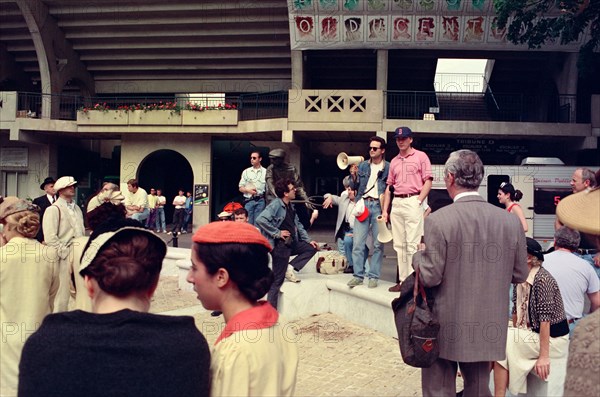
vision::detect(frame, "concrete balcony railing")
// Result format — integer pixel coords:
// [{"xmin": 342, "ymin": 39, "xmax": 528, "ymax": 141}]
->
[
  {"xmin": 76, "ymin": 109, "xmax": 238, "ymax": 126},
  {"xmin": 288, "ymin": 90, "xmax": 384, "ymax": 124},
  {"xmin": 2, "ymin": 91, "xmax": 595, "ymax": 127}
]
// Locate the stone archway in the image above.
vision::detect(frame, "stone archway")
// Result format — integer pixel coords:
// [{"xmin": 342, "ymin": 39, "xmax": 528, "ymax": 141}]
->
[{"xmin": 137, "ymin": 149, "xmax": 193, "ymax": 226}]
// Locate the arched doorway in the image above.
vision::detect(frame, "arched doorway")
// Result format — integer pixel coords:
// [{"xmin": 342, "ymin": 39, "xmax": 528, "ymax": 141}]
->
[{"xmin": 138, "ymin": 150, "xmax": 193, "ymax": 226}]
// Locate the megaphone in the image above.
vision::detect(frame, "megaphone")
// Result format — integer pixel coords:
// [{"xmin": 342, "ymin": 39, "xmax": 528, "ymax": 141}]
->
[
  {"xmin": 377, "ymin": 215, "xmax": 393, "ymax": 243},
  {"xmin": 337, "ymin": 152, "xmax": 364, "ymax": 170}
]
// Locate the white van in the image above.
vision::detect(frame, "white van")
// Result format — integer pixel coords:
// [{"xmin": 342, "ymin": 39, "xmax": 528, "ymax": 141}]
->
[{"xmin": 429, "ymin": 158, "xmax": 592, "ymax": 249}]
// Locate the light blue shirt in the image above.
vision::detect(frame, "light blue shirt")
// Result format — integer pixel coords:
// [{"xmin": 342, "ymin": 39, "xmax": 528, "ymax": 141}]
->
[{"xmin": 239, "ymin": 166, "xmax": 266, "ymax": 198}]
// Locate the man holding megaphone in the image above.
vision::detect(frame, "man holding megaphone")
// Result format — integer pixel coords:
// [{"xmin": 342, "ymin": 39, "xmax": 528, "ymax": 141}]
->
[{"xmin": 347, "ymin": 136, "xmax": 390, "ymax": 289}]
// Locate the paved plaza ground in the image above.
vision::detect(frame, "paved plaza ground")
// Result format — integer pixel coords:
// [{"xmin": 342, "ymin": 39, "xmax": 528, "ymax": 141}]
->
[{"xmin": 150, "ymin": 276, "xmax": 463, "ymax": 397}]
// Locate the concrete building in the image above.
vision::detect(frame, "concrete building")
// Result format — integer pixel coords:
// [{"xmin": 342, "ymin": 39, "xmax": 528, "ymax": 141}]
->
[{"xmin": 1, "ymin": 0, "xmax": 599, "ymax": 228}]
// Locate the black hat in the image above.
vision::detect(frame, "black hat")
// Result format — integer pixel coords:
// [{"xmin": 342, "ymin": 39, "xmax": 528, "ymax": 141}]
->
[
  {"xmin": 526, "ymin": 237, "xmax": 544, "ymax": 261},
  {"xmin": 40, "ymin": 177, "xmax": 56, "ymax": 190}
]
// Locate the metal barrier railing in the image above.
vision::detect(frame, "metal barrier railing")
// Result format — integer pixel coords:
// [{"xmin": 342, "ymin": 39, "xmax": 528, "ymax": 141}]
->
[
  {"xmin": 17, "ymin": 91, "xmax": 84, "ymax": 120},
  {"xmin": 15, "ymin": 92, "xmax": 239, "ymax": 120},
  {"xmin": 238, "ymin": 91, "xmax": 288, "ymax": 121},
  {"xmin": 385, "ymin": 91, "xmax": 439, "ymax": 120},
  {"xmin": 13, "ymin": 90, "xmax": 578, "ymax": 123},
  {"xmin": 385, "ymin": 90, "xmax": 578, "ymax": 123}
]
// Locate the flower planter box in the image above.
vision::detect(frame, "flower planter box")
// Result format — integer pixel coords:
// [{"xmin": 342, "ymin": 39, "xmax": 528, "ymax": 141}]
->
[
  {"xmin": 181, "ymin": 110, "xmax": 238, "ymax": 125},
  {"xmin": 77, "ymin": 110, "xmax": 128, "ymax": 125},
  {"xmin": 128, "ymin": 110, "xmax": 182, "ymax": 125}
]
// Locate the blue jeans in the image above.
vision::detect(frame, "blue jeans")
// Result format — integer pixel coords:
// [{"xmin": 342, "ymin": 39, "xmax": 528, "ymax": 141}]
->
[
  {"xmin": 245, "ymin": 198, "xmax": 265, "ymax": 226},
  {"xmin": 351, "ymin": 200, "xmax": 383, "ymax": 280},
  {"xmin": 130, "ymin": 208, "xmax": 149, "ymax": 223},
  {"xmin": 343, "ymin": 229, "xmax": 369, "ymax": 269},
  {"xmin": 337, "ymin": 237, "xmax": 345, "ymax": 253},
  {"xmin": 576, "ymin": 253, "xmax": 600, "ymax": 278},
  {"xmin": 155, "ymin": 207, "xmax": 166, "ymax": 231},
  {"xmin": 182, "ymin": 210, "xmax": 192, "ymax": 230}
]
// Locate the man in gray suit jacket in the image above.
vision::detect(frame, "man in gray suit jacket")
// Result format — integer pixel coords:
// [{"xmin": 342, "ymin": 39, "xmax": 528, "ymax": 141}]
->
[{"xmin": 413, "ymin": 150, "xmax": 528, "ymax": 397}]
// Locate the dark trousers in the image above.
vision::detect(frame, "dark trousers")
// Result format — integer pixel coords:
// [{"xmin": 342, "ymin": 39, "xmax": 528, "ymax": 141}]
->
[
  {"xmin": 172, "ymin": 208, "xmax": 185, "ymax": 232},
  {"xmin": 422, "ymin": 358, "xmax": 491, "ymax": 397},
  {"xmin": 267, "ymin": 239, "xmax": 316, "ymax": 310}
]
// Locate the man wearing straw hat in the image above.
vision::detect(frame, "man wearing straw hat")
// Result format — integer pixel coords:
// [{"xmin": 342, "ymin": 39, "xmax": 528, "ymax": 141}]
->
[
  {"xmin": 556, "ymin": 168, "xmax": 598, "ymax": 276},
  {"xmin": 42, "ymin": 176, "xmax": 85, "ymax": 312},
  {"xmin": 546, "ymin": 184, "xmax": 600, "ymax": 335},
  {"xmin": 557, "ymin": 179, "xmax": 600, "ymax": 397}
]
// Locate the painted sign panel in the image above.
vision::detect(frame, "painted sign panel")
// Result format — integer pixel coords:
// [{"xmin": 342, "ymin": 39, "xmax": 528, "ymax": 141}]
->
[
  {"xmin": 287, "ymin": 0, "xmax": 586, "ymax": 51},
  {"xmin": 194, "ymin": 184, "xmax": 209, "ymax": 205}
]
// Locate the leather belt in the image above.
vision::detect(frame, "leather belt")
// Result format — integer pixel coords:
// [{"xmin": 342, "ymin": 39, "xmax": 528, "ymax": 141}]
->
[
  {"xmin": 577, "ymin": 248, "xmax": 598, "ymax": 255},
  {"xmin": 568, "ymin": 318, "xmax": 580, "ymax": 324},
  {"xmin": 363, "ymin": 197, "xmax": 379, "ymax": 201},
  {"xmin": 394, "ymin": 193, "xmax": 420, "ymax": 198},
  {"xmin": 244, "ymin": 195, "xmax": 264, "ymax": 203}
]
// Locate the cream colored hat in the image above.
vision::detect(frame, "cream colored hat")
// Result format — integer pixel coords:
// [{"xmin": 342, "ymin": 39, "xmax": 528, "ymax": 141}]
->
[
  {"xmin": 54, "ymin": 176, "xmax": 77, "ymax": 192},
  {"xmin": 556, "ymin": 188, "xmax": 600, "ymax": 235},
  {"xmin": 218, "ymin": 211, "xmax": 232, "ymax": 219},
  {"xmin": 79, "ymin": 221, "xmax": 166, "ymax": 273},
  {"xmin": 87, "ymin": 190, "xmax": 125, "ymax": 213}
]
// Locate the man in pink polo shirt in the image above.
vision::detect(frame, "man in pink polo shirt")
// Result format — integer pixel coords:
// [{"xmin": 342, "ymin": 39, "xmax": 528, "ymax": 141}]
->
[{"xmin": 382, "ymin": 127, "xmax": 433, "ymax": 292}]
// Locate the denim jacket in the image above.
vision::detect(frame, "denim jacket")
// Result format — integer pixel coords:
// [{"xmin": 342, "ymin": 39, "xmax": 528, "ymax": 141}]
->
[
  {"xmin": 255, "ymin": 198, "xmax": 310, "ymax": 248},
  {"xmin": 350, "ymin": 160, "xmax": 390, "ymax": 201}
]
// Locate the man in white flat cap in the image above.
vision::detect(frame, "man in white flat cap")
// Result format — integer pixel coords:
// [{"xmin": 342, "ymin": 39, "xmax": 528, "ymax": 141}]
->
[{"xmin": 43, "ymin": 176, "xmax": 85, "ymax": 312}]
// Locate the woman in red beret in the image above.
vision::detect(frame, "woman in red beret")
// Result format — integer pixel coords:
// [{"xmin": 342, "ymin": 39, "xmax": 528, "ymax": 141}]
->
[{"xmin": 187, "ymin": 221, "xmax": 299, "ymax": 397}]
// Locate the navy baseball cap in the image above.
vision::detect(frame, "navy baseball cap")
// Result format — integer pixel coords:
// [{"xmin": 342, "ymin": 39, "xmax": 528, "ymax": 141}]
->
[{"xmin": 394, "ymin": 126, "xmax": 413, "ymax": 139}]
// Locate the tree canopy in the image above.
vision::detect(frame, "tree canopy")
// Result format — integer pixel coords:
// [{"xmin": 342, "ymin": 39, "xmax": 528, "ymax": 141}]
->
[{"xmin": 494, "ymin": 0, "xmax": 598, "ymax": 75}]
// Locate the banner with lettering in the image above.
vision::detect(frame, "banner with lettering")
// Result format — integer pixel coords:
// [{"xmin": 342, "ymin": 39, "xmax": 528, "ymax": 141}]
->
[{"xmin": 287, "ymin": 0, "xmax": 586, "ymax": 51}]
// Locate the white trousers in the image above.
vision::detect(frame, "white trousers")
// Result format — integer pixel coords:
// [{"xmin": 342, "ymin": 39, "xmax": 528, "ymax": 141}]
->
[{"xmin": 390, "ymin": 195, "xmax": 424, "ymax": 282}]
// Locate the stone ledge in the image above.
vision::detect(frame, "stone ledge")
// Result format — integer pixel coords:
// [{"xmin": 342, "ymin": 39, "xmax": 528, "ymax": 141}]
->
[
  {"xmin": 163, "ymin": 247, "xmax": 190, "ymax": 277},
  {"xmin": 177, "ymin": 252, "xmax": 400, "ymax": 338}
]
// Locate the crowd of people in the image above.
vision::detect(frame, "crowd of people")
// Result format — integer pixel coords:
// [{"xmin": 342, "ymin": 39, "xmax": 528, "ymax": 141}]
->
[{"xmin": 1, "ymin": 128, "xmax": 599, "ymax": 397}]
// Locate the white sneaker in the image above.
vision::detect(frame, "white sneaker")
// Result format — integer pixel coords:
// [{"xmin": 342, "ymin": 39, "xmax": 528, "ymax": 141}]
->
[{"xmin": 285, "ymin": 270, "xmax": 301, "ymax": 283}]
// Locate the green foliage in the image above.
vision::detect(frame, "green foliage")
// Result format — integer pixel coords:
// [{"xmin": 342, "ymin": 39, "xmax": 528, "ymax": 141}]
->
[{"xmin": 494, "ymin": 0, "xmax": 598, "ymax": 75}]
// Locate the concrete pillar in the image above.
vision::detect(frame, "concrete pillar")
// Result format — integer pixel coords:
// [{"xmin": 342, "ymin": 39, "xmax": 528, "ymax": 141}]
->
[
  {"xmin": 291, "ymin": 50, "xmax": 304, "ymax": 92},
  {"xmin": 376, "ymin": 130, "xmax": 387, "ymax": 142},
  {"xmin": 376, "ymin": 50, "xmax": 388, "ymax": 91},
  {"xmin": 555, "ymin": 53, "xmax": 578, "ymax": 95},
  {"xmin": 16, "ymin": 0, "xmax": 95, "ymax": 119}
]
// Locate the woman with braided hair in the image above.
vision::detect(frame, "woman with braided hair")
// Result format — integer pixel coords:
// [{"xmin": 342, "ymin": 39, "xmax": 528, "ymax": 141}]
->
[{"xmin": 0, "ymin": 197, "xmax": 59, "ymax": 396}]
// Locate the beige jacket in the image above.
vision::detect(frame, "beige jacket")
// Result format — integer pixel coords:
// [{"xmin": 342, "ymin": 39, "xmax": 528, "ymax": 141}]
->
[
  {"xmin": 210, "ymin": 322, "xmax": 298, "ymax": 397},
  {"xmin": 0, "ymin": 237, "xmax": 59, "ymax": 396},
  {"xmin": 69, "ymin": 236, "xmax": 93, "ymax": 312},
  {"xmin": 42, "ymin": 197, "xmax": 85, "ymax": 259}
]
